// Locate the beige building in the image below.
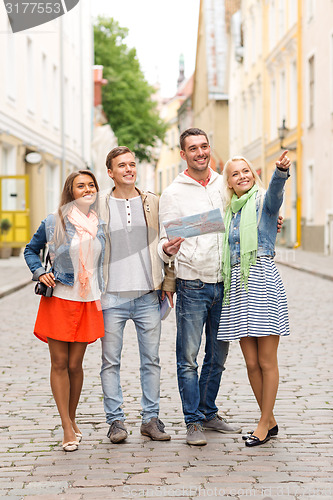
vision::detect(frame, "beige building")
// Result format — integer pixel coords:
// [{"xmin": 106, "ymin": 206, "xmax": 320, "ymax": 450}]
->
[
  {"xmin": 228, "ymin": 0, "xmax": 333, "ymax": 254},
  {"xmin": 228, "ymin": 0, "xmax": 299, "ymax": 248},
  {"xmin": 192, "ymin": 0, "xmax": 240, "ymax": 172},
  {"xmin": 0, "ymin": 3, "xmax": 93, "ymax": 253},
  {"xmin": 301, "ymin": 0, "xmax": 333, "ymax": 254}
]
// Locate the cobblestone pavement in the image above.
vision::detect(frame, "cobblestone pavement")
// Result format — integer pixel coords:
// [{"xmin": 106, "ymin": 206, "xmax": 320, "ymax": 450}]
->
[{"xmin": 0, "ymin": 265, "xmax": 332, "ymax": 500}]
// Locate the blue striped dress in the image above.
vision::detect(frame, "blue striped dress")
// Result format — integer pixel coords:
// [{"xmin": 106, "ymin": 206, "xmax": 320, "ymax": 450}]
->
[{"xmin": 217, "ymin": 256, "xmax": 290, "ymax": 341}]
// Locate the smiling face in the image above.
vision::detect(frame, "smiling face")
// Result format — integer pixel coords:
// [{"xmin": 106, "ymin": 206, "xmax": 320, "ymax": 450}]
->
[
  {"xmin": 180, "ymin": 134, "xmax": 211, "ymax": 177},
  {"xmin": 72, "ymin": 174, "xmax": 97, "ymax": 210},
  {"xmin": 227, "ymin": 159, "xmax": 255, "ymax": 197},
  {"xmin": 107, "ymin": 152, "xmax": 137, "ymax": 187}
]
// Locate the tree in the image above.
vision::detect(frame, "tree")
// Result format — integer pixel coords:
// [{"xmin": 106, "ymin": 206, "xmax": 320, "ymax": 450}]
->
[{"xmin": 94, "ymin": 17, "xmax": 166, "ymax": 162}]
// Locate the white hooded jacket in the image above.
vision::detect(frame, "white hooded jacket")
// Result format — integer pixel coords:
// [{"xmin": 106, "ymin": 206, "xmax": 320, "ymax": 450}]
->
[{"xmin": 158, "ymin": 169, "xmax": 224, "ymax": 283}]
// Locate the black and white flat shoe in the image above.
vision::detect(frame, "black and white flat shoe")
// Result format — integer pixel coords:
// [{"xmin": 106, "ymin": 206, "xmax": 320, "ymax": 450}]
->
[{"xmin": 245, "ymin": 432, "xmax": 271, "ymax": 447}]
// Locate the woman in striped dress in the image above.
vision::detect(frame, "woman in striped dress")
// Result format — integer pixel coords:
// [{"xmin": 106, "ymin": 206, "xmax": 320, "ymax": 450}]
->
[{"xmin": 217, "ymin": 151, "xmax": 291, "ymax": 447}]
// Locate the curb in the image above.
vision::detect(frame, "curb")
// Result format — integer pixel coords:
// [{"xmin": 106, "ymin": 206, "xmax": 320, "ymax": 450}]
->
[
  {"xmin": 0, "ymin": 280, "xmax": 31, "ymax": 299},
  {"xmin": 275, "ymin": 260, "xmax": 333, "ymax": 282}
]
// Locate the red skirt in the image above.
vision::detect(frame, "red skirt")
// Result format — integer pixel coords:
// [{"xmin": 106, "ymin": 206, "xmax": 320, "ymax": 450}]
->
[{"xmin": 34, "ymin": 296, "xmax": 104, "ymax": 344}]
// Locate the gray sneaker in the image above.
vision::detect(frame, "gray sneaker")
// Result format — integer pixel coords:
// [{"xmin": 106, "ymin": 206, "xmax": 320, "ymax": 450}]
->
[
  {"xmin": 186, "ymin": 422, "xmax": 207, "ymax": 446},
  {"xmin": 107, "ymin": 420, "xmax": 128, "ymax": 443},
  {"xmin": 203, "ymin": 414, "xmax": 242, "ymax": 434},
  {"xmin": 140, "ymin": 418, "xmax": 171, "ymax": 441}
]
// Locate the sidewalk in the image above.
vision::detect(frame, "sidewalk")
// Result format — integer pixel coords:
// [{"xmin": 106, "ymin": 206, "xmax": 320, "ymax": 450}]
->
[
  {"xmin": 275, "ymin": 246, "xmax": 333, "ymax": 281},
  {"xmin": 0, "ymin": 252, "xmax": 31, "ymax": 298},
  {"xmin": 1, "ymin": 247, "xmax": 332, "ymax": 300}
]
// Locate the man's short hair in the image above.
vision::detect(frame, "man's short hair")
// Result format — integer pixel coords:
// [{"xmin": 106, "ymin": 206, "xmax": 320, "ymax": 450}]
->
[
  {"xmin": 180, "ymin": 128, "xmax": 209, "ymax": 151},
  {"xmin": 106, "ymin": 146, "xmax": 134, "ymax": 170}
]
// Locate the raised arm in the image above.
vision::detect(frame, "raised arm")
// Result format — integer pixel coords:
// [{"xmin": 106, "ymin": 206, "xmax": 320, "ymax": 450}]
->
[{"xmin": 265, "ymin": 150, "xmax": 291, "ymax": 215}]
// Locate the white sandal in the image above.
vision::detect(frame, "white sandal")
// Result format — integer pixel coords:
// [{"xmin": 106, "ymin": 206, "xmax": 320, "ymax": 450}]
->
[
  {"xmin": 75, "ymin": 432, "xmax": 83, "ymax": 443},
  {"xmin": 62, "ymin": 441, "xmax": 79, "ymax": 452}
]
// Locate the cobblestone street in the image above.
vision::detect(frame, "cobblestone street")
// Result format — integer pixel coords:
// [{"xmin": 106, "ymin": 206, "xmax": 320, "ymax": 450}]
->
[{"xmin": 0, "ymin": 264, "xmax": 332, "ymax": 499}]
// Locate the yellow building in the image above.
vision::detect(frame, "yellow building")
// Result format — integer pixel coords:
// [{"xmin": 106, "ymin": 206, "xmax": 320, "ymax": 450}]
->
[{"xmin": 228, "ymin": 0, "xmax": 300, "ymax": 247}]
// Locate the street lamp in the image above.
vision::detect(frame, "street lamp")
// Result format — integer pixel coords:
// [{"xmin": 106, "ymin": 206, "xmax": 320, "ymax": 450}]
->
[{"xmin": 278, "ymin": 119, "xmax": 296, "ymax": 151}]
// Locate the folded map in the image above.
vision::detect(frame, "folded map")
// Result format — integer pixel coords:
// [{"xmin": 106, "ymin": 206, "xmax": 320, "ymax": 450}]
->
[{"xmin": 162, "ymin": 208, "xmax": 225, "ymax": 239}]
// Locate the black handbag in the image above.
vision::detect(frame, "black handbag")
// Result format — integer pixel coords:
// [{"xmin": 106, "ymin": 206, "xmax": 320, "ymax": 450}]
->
[{"xmin": 34, "ymin": 252, "xmax": 53, "ymax": 297}]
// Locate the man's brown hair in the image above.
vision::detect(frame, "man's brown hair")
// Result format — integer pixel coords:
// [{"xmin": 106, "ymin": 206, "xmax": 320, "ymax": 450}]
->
[
  {"xmin": 106, "ymin": 146, "xmax": 134, "ymax": 170},
  {"xmin": 179, "ymin": 128, "xmax": 209, "ymax": 151}
]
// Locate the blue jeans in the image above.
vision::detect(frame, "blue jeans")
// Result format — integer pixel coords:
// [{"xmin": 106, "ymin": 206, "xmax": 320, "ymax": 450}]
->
[
  {"xmin": 100, "ymin": 291, "xmax": 161, "ymax": 424},
  {"xmin": 176, "ymin": 279, "xmax": 229, "ymax": 425}
]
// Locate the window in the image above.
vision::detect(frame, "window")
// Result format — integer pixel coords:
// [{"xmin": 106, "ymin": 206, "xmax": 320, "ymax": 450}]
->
[
  {"xmin": 279, "ymin": 70, "xmax": 286, "ymax": 124},
  {"xmin": 270, "ymin": 80, "xmax": 277, "ymax": 140},
  {"xmin": 46, "ymin": 164, "xmax": 60, "ymax": 214},
  {"xmin": 308, "ymin": 55, "xmax": 315, "ymax": 127},
  {"xmin": 64, "ymin": 77, "xmax": 69, "ymax": 137},
  {"xmin": 158, "ymin": 171, "xmax": 162, "ymax": 194},
  {"xmin": 6, "ymin": 23, "xmax": 16, "ymax": 101},
  {"xmin": 1, "ymin": 145, "xmax": 16, "ymax": 175},
  {"xmin": 243, "ymin": 97, "xmax": 248, "ymax": 144},
  {"xmin": 307, "ymin": 0, "xmax": 315, "ymax": 21},
  {"xmin": 331, "ymin": 34, "xmax": 333, "ymax": 113},
  {"xmin": 250, "ymin": 89, "xmax": 256, "ymax": 142},
  {"xmin": 278, "ymin": 0, "xmax": 285, "ymax": 37},
  {"xmin": 306, "ymin": 164, "xmax": 314, "ymax": 222},
  {"xmin": 42, "ymin": 54, "xmax": 48, "ymax": 123},
  {"xmin": 290, "ymin": 60, "xmax": 297, "ymax": 128},
  {"xmin": 251, "ymin": 13, "xmax": 256, "ymax": 64},
  {"xmin": 52, "ymin": 65, "xmax": 60, "ymax": 129},
  {"xmin": 288, "ymin": 0, "xmax": 297, "ymax": 27},
  {"xmin": 269, "ymin": 0, "xmax": 276, "ymax": 50},
  {"xmin": 27, "ymin": 38, "xmax": 35, "ymax": 113}
]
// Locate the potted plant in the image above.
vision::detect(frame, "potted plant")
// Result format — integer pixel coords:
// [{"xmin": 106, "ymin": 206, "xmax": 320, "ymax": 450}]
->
[{"xmin": 0, "ymin": 218, "xmax": 13, "ymax": 258}]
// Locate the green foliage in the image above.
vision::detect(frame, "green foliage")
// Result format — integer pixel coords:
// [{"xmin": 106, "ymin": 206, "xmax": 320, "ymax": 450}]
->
[
  {"xmin": 94, "ymin": 17, "xmax": 166, "ymax": 162},
  {"xmin": 0, "ymin": 218, "xmax": 12, "ymax": 234}
]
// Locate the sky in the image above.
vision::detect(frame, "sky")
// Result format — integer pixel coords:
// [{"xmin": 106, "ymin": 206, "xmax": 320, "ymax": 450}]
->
[{"xmin": 91, "ymin": 0, "xmax": 200, "ymax": 98}]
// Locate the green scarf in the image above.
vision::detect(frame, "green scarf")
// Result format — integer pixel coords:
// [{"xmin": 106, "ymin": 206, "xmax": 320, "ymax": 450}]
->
[{"xmin": 222, "ymin": 184, "xmax": 258, "ymax": 303}]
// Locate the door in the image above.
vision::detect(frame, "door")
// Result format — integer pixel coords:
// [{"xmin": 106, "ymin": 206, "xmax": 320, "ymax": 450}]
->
[{"xmin": 0, "ymin": 175, "xmax": 30, "ymax": 248}]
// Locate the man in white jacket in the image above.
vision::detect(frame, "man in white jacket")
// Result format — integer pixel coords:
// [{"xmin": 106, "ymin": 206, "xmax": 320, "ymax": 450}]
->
[{"xmin": 158, "ymin": 128, "xmax": 242, "ymax": 445}]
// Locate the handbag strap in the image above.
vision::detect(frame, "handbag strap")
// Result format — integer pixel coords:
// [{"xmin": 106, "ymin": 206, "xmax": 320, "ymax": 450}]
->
[{"xmin": 44, "ymin": 251, "xmax": 52, "ymax": 272}]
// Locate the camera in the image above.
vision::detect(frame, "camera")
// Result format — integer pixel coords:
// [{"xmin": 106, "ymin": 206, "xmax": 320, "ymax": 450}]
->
[{"xmin": 35, "ymin": 281, "xmax": 53, "ymax": 297}]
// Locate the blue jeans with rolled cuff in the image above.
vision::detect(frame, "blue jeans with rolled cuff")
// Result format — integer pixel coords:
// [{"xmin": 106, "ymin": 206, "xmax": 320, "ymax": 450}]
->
[
  {"xmin": 100, "ymin": 291, "xmax": 161, "ymax": 424},
  {"xmin": 175, "ymin": 279, "xmax": 229, "ymax": 425}
]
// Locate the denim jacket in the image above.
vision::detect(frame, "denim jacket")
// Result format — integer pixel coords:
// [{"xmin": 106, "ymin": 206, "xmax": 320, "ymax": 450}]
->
[
  {"xmin": 24, "ymin": 213, "xmax": 106, "ymax": 291},
  {"xmin": 229, "ymin": 168, "xmax": 290, "ymax": 267}
]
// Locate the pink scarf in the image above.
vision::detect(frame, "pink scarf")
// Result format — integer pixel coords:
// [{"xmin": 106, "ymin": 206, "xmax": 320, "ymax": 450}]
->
[{"xmin": 67, "ymin": 205, "xmax": 98, "ymax": 298}]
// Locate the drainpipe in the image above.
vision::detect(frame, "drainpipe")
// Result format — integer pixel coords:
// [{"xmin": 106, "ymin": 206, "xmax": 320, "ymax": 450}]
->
[
  {"xmin": 59, "ymin": 17, "xmax": 66, "ymax": 185},
  {"xmin": 295, "ymin": 0, "xmax": 303, "ymax": 248}
]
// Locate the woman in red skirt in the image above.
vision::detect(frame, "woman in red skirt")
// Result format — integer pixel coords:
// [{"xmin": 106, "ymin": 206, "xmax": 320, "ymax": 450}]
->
[{"xmin": 24, "ymin": 170, "xmax": 106, "ymax": 451}]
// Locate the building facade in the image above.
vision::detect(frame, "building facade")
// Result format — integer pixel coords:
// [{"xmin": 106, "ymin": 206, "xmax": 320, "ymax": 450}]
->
[
  {"xmin": 301, "ymin": 0, "xmax": 333, "ymax": 253},
  {"xmin": 0, "ymin": 2, "xmax": 93, "ymax": 252}
]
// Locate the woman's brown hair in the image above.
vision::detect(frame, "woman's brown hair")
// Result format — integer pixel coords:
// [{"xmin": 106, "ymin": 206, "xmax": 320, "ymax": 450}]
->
[{"xmin": 54, "ymin": 170, "xmax": 99, "ymax": 246}]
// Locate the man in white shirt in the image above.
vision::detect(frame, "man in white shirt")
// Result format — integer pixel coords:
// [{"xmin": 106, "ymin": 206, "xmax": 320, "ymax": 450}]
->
[
  {"xmin": 159, "ymin": 128, "xmax": 242, "ymax": 445},
  {"xmin": 99, "ymin": 146, "xmax": 180, "ymax": 444}
]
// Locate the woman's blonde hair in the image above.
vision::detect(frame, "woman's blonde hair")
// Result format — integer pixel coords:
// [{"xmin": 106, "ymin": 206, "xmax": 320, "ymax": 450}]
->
[
  {"xmin": 222, "ymin": 156, "xmax": 265, "ymax": 208},
  {"xmin": 53, "ymin": 170, "xmax": 99, "ymax": 246}
]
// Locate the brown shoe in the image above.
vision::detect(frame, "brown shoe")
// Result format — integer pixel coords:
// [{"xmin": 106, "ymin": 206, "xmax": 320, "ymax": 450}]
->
[
  {"xmin": 140, "ymin": 418, "xmax": 171, "ymax": 441},
  {"xmin": 107, "ymin": 420, "xmax": 128, "ymax": 443}
]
